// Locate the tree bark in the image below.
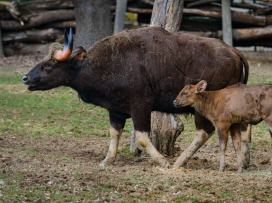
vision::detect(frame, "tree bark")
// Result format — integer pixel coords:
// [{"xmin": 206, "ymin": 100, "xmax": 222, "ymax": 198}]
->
[
  {"xmin": 150, "ymin": 0, "xmax": 184, "ymax": 32},
  {"xmin": 131, "ymin": 0, "xmax": 185, "ymax": 157},
  {"xmin": 73, "ymin": 0, "xmax": 112, "ymax": 48}
]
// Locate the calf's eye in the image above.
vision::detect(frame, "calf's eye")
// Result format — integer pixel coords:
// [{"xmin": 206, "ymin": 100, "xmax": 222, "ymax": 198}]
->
[{"xmin": 183, "ymin": 92, "xmax": 188, "ymax": 96}]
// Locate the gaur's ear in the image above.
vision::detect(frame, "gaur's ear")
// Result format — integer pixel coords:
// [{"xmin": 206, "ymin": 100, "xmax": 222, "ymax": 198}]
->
[
  {"xmin": 196, "ymin": 80, "xmax": 207, "ymax": 93},
  {"xmin": 70, "ymin": 46, "xmax": 87, "ymax": 62}
]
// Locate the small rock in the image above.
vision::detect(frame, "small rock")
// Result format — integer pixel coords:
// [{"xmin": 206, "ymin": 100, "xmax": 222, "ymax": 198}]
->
[{"xmin": 0, "ymin": 181, "xmax": 5, "ymax": 185}]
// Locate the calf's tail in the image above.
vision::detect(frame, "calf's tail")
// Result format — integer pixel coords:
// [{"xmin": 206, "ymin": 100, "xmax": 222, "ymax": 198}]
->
[{"xmin": 232, "ymin": 48, "xmax": 249, "ymax": 84}]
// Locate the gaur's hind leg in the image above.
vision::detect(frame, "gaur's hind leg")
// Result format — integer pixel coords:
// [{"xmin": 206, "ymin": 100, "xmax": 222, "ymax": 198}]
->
[
  {"xmin": 217, "ymin": 125, "xmax": 229, "ymax": 172},
  {"xmin": 131, "ymin": 107, "xmax": 170, "ymax": 168},
  {"xmin": 173, "ymin": 112, "xmax": 215, "ymax": 169},
  {"xmin": 230, "ymin": 124, "xmax": 244, "ymax": 173},
  {"xmin": 100, "ymin": 111, "xmax": 126, "ymax": 166},
  {"xmin": 240, "ymin": 124, "xmax": 251, "ymax": 169}
]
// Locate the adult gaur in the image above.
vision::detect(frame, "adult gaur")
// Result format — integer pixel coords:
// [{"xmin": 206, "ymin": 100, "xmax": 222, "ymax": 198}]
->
[{"xmin": 22, "ymin": 27, "xmax": 249, "ymax": 168}]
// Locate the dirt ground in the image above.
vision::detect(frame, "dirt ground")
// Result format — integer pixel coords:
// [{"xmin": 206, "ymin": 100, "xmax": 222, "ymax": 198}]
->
[{"xmin": 0, "ymin": 55, "xmax": 272, "ymax": 202}]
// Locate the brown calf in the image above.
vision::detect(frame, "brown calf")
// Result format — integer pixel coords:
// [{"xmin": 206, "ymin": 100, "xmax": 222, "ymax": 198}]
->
[{"xmin": 174, "ymin": 81, "xmax": 272, "ymax": 173}]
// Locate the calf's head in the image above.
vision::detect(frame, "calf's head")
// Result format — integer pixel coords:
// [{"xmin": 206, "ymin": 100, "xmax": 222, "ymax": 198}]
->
[
  {"xmin": 173, "ymin": 80, "xmax": 207, "ymax": 107},
  {"xmin": 22, "ymin": 28, "xmax": 87, "ymax": 91}
]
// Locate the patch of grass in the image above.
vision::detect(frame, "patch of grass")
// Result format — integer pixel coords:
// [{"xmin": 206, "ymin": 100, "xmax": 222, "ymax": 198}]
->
[
  {"xmin": 219, "ymin": 190, "xmax": 230, "ymax": 197},
  {"xmin": 121, "ymin": 146, "xmax": 134, "ymax": 155}
]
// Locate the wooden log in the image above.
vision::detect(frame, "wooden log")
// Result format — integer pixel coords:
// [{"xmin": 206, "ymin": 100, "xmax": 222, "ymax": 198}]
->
[
  {"xmin": 4, "ymin": 42, "xmax": 50, "ymax": 56},
  {"xmin": 1, "ymin": 9, "xmax": 75, "ymax": 31},
  {"xmin": 181, "ymin": 30, "xmax": 216, "ymax": 37},
  {"xmin": 266, "ymin": 14, "xmax": 272, "ymax": 25},
  {"xmin": 2, "ymin": 28, "xmax": 62, "ymax": 43},
  {"xmin": 187, "ymin": 0, "xmax": 220, "ymax": 8},
  {"xmin": 254, "ymin": 7, "xmax": 272, "ymax": 15},
  {"xmin": 217, "ymin": 26, "xmax": 272, "ymax": 41},
  {"xmin": 139, "ymin": 0, "xmax": 154, "ymax": 6},
  {"xmin": 14, "ymin": 0, "xmax": 74, "ymax": 10},
  {"xmin": 231, "ymin": 1, "xmax": 267, "ymax": 10},
  {"xmin": 183, "ymin": 8, "xmax": 266, "ymax": 26},
  {"xmin": 44, "ymin": 21, "xmax": 76, "ymax": 28},
  {"xmin": 0, "ymin": 1, "xmax": 25, "ymax": 25},
  {"xmin": 122, "ymin": 6, "xmax": 266, "ymax": 27},
  {"xmin": 0, "ymin": 11, "xmax": 11, "ymax": 20}
]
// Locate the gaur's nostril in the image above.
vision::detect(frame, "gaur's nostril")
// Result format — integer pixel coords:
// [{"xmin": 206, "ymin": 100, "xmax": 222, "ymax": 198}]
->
[
  {"xmin": 173, "ymin": 100, "xmax": 178, "ymax": 105},
  {"xmin": 22, "ymin": 75, "xmax": 29, "ymax": 83}
]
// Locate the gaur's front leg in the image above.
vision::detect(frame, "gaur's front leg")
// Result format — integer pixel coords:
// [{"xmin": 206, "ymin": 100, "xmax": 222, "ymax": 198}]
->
[
  {"xmin": 173, "ymin": 113, "xmax": 215, "ymax": 169},
  {"xmin": 217, "ymin": 125, "xmax": 229, "ymax": 172},
  {"xmin": 100, "ymin": 112, "xmax": 126, "ymax": 166},
  {"xmin": 230, "ymin": 124, "xmax": 244, "ymax": 173},
  {"xmin": 131, "ymin": 107, "xmax": 170, "ymax": 168}
]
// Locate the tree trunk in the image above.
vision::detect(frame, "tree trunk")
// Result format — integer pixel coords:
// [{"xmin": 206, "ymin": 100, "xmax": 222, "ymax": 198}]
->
[
  {"xmin": 131, "ymin": 0, "xmax": 185, "ymax": 157},
  {"xmin": 0, "ymin": 23, "xmax": 4, "ymax": 58},
  {"xmin": 73, "ymin": 0, "xmax": 112, "ymax": 48}
]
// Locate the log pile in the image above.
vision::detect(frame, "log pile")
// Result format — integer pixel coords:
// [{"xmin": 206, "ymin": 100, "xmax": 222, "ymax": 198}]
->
[{"xmin": 1, "ymin": 0, "xmax": 272, "ymax": 56}]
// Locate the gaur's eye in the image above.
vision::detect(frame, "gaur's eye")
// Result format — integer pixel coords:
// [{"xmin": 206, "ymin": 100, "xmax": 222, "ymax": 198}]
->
[
  {"xmin": 183, "ymin": 92, "xmax": 188, "ymax": 96},
  {"xmin": 43, "ymin": 65, "xmax": 50, "ymax": 69},
  {"xmin": 43, "ymin": 64, "xmax": 52, "ymax": 72}
]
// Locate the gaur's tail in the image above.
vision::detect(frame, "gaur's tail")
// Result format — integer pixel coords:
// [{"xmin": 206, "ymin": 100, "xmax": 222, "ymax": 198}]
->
[{"xmin": 232, "ymin": 48, "xmax": 249, "ymax": 84}]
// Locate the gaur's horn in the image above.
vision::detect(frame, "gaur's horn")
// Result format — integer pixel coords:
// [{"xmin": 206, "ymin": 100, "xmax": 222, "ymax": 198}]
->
[{"xmin": 55, "ymin": 28, "xmax": 73, "ymax": 61}]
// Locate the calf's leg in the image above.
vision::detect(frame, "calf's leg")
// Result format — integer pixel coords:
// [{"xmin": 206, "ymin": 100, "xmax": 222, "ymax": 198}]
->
[
  {"xmin": 263, "ymin": 119, "xmax": 272, "ymax": 172},
  {"xmin": 230, "ymin": 125, "xmax": 244, "ymax": 173},
  {"xmin": 173, "ymin": 112, "xmax": 215, "ymax": 169},
  {"xmin": 132, "ymin": 108, "xmax": 170, "ymax": 168},
  {"xmin": 217, "ymin": 126, "xmax": 229, "ymax": 172},
  {"xmin": 100, "ymin": 112, "xmax": 126, "ymax": 166},
  {"xmin": 240, "ymin": 124, "xmax": 251, "ymax": 169}
]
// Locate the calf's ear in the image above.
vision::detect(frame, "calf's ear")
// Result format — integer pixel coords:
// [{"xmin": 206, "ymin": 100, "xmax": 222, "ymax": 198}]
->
[
  {"xmin": 196, "ymin": 80, "xmax": 207, "ymax": 93},
  {"xmin": 70, "ymin": 46, "xmax": 87, "ymax": 63}
]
